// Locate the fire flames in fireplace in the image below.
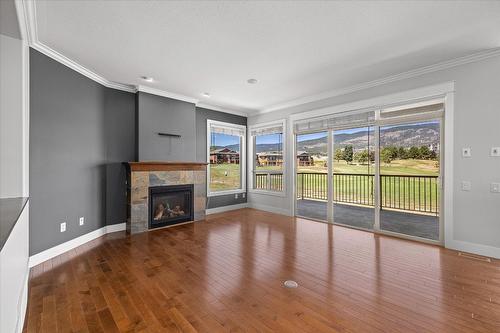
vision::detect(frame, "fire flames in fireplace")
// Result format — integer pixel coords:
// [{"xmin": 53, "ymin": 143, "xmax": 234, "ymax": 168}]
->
[{"xmin": 154, "ymin": 201, "xmax": 186, "ymax": 220}]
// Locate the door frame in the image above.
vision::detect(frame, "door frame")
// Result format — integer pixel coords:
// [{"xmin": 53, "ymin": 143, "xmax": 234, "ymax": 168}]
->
[{"xmin": 290, "ymin": 82, "xmax": 454, "ymax": 246}]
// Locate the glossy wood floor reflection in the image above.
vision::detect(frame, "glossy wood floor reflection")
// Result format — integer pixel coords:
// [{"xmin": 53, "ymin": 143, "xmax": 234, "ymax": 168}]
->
[{"xmin": 24, "ymin": 209, "xmax": 500, "ymax": 332}]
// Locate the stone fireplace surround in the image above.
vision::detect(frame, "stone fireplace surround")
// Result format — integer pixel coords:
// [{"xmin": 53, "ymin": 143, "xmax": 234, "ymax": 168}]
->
[{"xmin": 126, "ymin": 162, "xmax": 207, "ymax": 234}]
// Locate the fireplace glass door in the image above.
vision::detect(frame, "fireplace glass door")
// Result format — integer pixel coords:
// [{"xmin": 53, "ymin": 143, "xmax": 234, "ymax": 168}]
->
[{"xmin": 149, "ymin": 185, "xmax": 194, "ymax": 229}]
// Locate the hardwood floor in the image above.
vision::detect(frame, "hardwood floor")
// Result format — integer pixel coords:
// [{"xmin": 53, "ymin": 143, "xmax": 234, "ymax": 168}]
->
[{"xmin": 24, "ymin": 208, "xmax": 500, "ymax": 332}]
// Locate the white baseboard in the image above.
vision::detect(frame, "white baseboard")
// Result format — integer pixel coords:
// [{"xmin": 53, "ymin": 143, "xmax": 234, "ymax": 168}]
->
[
  {"xmin": 248, "ymin": 203, "xmax": 293, "ymax": 217},
  {"xmin": 206, "ymin": 203, "xmax": 248, "ymax": 215},
  {"xmin": 446, "ymin": 239, "xmax": 500, "ymax": 259},
  {"xmin": 29, "ymin": 223, "xmax": 126, "ymax": 267},
  {"xmin": 105, "ymin": 222, "xmax": 126, "ymax": 233}
]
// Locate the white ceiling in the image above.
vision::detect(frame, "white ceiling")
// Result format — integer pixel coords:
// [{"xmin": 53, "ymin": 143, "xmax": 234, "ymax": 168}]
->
[{"xmin": 33, "ymin": 1, "xmax": 500, "ymax": 115}]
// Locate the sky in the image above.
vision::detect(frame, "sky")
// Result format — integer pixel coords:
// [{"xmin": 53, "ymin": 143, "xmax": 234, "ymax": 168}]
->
[
  {"xmin": 211, "ymin": 133, "xmax": 240, "ymax": 148},
  {"xmin": 296, "ymin": 127, "xmax": 369, "ymax": 142},
  {"xmin": 255, "ymin": 133, "xmax": 283, "ymax": 145}
]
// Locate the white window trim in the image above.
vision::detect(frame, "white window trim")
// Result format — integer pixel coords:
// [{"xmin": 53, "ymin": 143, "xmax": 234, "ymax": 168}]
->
[
  {"xmin": 206, "ymin": 120, "xmax": 246, "ymax": 197},
  {"xmin": 248, "ymin": 119, "xmax": 287, "ymax": 197}
]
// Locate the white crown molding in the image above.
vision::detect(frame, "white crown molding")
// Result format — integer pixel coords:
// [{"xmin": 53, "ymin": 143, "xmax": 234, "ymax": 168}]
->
[
  {"xmin": 19, "ymin": 0, "xmax": 500, "ymax": 118},
  {"xmin": 136, "ymin": 85, "xmax": 198, "ymax": 103},
  {"xmin": 258, "ymin": 47, "xmax": 500, "ymax": 115},
  {"xmin": 19, "ymin": 0, "xmax": 136, "ymax": 93},
  {"xmin": 32, "ymin": 41, "xmax": 137, "ymax": 92},
  {"xmin": 17, "ymin": 0, "xmax": 249, "ymax": 117},
  {"xmin": 196, "ymin": 102, "xmax": 250, "ymax": 117},
  {"xmin": 14, "ymin": 0, "xmax": 29, "ymax": 42},
  {"xmin": 136, "ymin": 87, "xmax": 250, "ymax": 116}
]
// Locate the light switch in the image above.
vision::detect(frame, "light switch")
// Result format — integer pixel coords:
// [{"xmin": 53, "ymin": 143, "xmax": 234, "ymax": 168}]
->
[
  {"xmin": 461, "ymin": 181, "xmax": 472, "ymax": 191},
  {"xmin": 491, "ymin": 147, "xmax": 500, "ymax": 157},
  {"xmin": 491, "ymin": 183, "xmax": 500, "ymax": 193},
  {"xmin": 462, "ymin": 148, "xmax": 471, "ymax": 158}
]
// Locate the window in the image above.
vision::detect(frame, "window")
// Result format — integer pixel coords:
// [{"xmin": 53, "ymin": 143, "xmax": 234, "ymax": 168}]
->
[
  {"xmin": 207, "ymin": 120, "xmax": 246, "ymax": 195},
  {"xmin": 250, "ymin": 120, "xmax": 285, "ymax": 193}
]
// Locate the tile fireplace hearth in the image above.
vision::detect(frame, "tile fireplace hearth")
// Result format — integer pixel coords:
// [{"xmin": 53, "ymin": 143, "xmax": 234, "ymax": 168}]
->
[{"xmin": 125, "ymin": 162, "xmax": 207, "ymax": 234}]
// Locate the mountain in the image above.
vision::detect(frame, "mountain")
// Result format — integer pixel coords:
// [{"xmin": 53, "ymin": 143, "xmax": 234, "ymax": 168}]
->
[
  {"xmin": 212, "ymin": 144, "xmax": 240, "ymax": 152},
  {"xmin": 255, "ymin": 122, "xmax": 440, "ymax": 154},
  {"xmin": 255, "ymin": 143, "xmax": 283, "ymax": 153},
  {"xmin": 213, "ymin": 143, "xmax": 283, "ymax": 153}
]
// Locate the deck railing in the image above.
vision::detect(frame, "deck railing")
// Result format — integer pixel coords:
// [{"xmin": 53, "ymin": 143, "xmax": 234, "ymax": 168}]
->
[
  {"xmin": 254, "ymin": 172, "xmax": 284, "ymax": 192},
  {"xmin": 254, "ymin": 172, "xmax": 439, "ymax": 215}
]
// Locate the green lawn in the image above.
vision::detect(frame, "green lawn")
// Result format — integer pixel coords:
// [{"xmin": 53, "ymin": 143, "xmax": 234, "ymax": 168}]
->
[
  {"xmin": 209, "ymin": 163, "xmax": 242, "ymax": 192},
  {"xmin": 298, "ymin": 159, "xmax": 439, "ymax": 176},
  {"xmin": 296, "ymin": 160, "xmax": 440, "ymax": 213},
  {"xmin": 211, "ymin": 159, "xmax": 440, "ymax": 214}
]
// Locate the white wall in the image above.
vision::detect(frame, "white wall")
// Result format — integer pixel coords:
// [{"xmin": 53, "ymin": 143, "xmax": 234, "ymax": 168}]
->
[
  {"xmin": 0, "ymin": 202, "xmax": 30, "ymax": 333},
  {"xmin": 248, "ymin": 55, "xmax": 500, "ymax": 257},
  {"xmin": 0, "ymin": 34, "xmax": 24, "ymax": 198}
]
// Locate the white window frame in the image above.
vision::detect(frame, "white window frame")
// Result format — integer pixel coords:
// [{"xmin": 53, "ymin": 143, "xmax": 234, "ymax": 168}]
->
[
  {"xmin": 289, "ymin": 82, "xmax": 454, "ymax": 246},
  {"xmin": 206, "ymin": 120, "xmax": 246, "ymax": 197},
  {"xmin": 248, "ymin": 119, "xmax": 287, "ymax": 197}
]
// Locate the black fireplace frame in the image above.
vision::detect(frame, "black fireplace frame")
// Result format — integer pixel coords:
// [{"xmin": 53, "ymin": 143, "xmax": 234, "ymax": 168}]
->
[{"xmin": 148, "ymin": 184, "xmax": 194, "ymax": 229}]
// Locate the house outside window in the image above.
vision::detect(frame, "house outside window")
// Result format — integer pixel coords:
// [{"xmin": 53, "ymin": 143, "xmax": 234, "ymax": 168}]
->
[
  {"xmin": 207, "ymin": 120, "xmax": 246, "ymax": 196},
  {"xmin": 249, "ymin": 120, "xmax": 286, "ymax": 194}
]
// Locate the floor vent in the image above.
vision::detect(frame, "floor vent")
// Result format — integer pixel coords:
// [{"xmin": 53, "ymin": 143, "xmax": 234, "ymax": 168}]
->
[
  {"xmin": 284, "ymin": 280, "xmax": 298, "ymax": 288},
  {"xmin": 458, "ymin": 252, "xmax": 492, "ymax": 262}
]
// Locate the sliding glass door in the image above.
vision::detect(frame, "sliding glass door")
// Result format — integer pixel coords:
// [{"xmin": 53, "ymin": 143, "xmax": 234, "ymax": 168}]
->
[
  {"xmin": 295, "ymin": 131, "xmax": 328, "ymax": 221},
  {"xmin": 332, "ymin": 126, "xmax": 375, "ymax": 230},
  {"xmin": 294, "ymin": 101, "xmax": 444, "ymax": 244},
  {"xmin": 379, "ymin": 120, "xmax": 441, "ymax": 240}
]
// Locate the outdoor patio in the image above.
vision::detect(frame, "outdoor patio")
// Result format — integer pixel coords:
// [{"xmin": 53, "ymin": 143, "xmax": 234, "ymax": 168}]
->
[{"xmin": 297, "ymin": 199, "xmax": 439, "ymax": 240}]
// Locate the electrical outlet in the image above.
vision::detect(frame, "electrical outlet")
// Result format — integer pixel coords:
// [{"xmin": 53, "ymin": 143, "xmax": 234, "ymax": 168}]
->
[
  {"xmin": 235, "ymin": 193, "xmax": 238, "ymax": 199},
  {"xmin": 491, "ymin": 183, "xmax": 500, "ymax": 193},
  {"xmin": 60, "ymin": 222, "xmax": 66, "ymax": 232},
  {"xmin": 242, "ymin": 193, "xmax": 246, "ymax": 198},
  {"xmin": 491, "ymin": 147, "xmax": 500, "ymax": 157},
  {"xmin": 462, "ymin": 147, "xmax": 471, "ymax": 158},
  {"xmin": 79, "ymin": 216, "xmax": 85, "ymax": 226},
  {"xmin": 461, "ymin": 181, "xmax": 472, "ymax": 191}
]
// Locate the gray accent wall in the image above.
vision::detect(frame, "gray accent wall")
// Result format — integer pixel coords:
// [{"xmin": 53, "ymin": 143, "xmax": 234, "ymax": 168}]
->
[
  {"xmin": 195, "ymin": 107, "xmax": 247, "ymax": 209},
  {"xmin": 30, "ymin": 49, "xmax": 136, "ymax": 255},
  {"xmin": 137, "ymin": 92, "xmax": 197, "ymax": 161}
]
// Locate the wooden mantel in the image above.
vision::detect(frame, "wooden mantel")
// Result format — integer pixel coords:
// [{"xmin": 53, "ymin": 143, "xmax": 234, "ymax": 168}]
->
[{"xmin": 127, "ymin": 161, "xmax": 208, "ymax": 172}]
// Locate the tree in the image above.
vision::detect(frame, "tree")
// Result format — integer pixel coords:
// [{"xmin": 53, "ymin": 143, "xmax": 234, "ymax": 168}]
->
[
  {"xmin": 343, "ymin": 145, "xmax": 353, "ymax": 164},
  {"xmin": 419, "ymin": 146, "xmax": 436, "ymax": 160},
  {"xmin": 354, "ymin": 149, "xmax": 369, "ymax": 164},
  {"xmin": 334, "ymin": 148, "xmax": 343, "ymax": 162},
  {"xmin": 408, "ymin": 146, "xmax": 420, "ymax": 159},
  {"xmin": 380, "ymin": 147, "xmax": 393, "ymax": 164},
  {"xmin": 354, "ymin": 149, "xmax": 375, "ymax": 164},
  {"xmin": 397, "ymin": 146, "xmax": 407, "ymax": 159}
]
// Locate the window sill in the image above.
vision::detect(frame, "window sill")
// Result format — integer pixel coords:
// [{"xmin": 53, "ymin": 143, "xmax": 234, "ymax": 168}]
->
[
  {"xmin": 207, "ymin": 189, "xmax": 246, "ymax": 197},
  {"xmin": 248, "ymin": 189, "xmax": 286, "ymax": 197}
]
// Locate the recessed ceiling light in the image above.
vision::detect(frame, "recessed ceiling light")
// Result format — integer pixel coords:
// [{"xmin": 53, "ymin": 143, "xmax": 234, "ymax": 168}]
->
[
  {"xmin": 140, "ymin": 76, "xmax": 154, "ymax": 82},
  {"xmin": 202, "ymin": 92, "xmax": 211, "ymax": 97},
  {"xmin": 247, "ymin": 78, "xmax": 258, "ymax": 84}
]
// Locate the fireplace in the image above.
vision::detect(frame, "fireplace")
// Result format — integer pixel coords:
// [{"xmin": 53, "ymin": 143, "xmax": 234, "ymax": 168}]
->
[{"xmin": 148, "ymin": 184, "xmax": 194, "ymax": 229}]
